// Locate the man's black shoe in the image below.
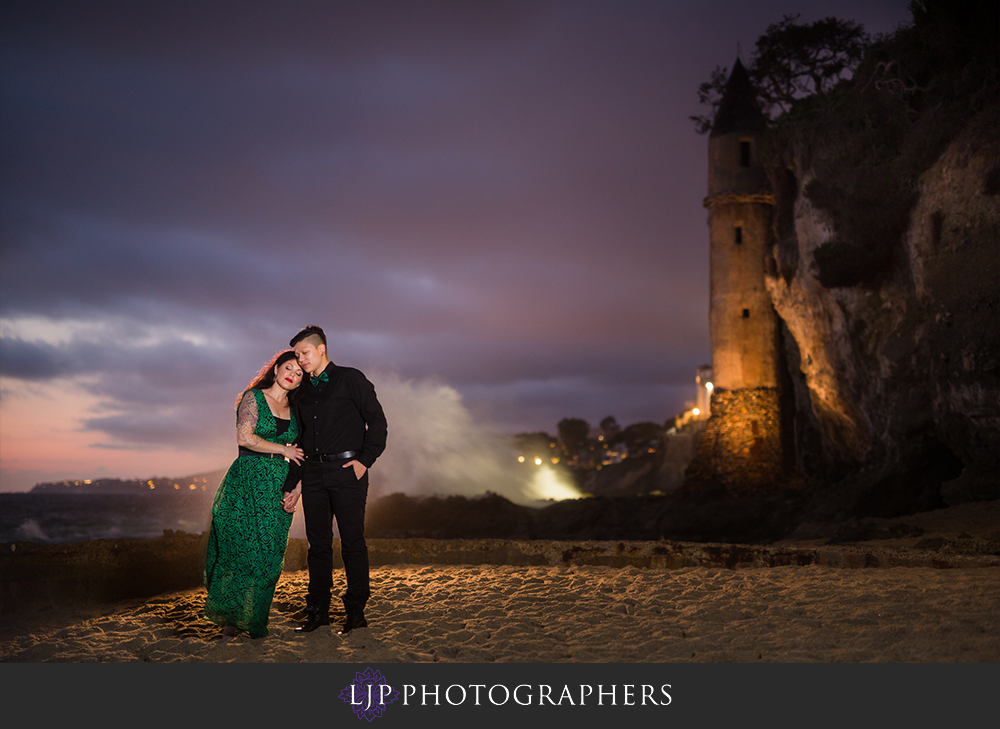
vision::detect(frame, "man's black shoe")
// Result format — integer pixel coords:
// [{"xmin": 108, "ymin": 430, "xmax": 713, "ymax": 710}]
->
[
  {"xmin": 295, "ymin": 608, "xmax": 330, "ymax": 633},
  {"xmin": 337, "ymin": 612, "xmax": 368, "ymax": 635}
]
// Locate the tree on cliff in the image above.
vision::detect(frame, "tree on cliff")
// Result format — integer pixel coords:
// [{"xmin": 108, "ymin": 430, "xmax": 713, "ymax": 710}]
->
[
  {"xmin": 513, "ymin": 431, "xmax": 557, "ymax": 460},
  {"xmin": 599, "ymin": 415, "xmax": 621, "ymax": 440},
  {"xmin": 691, "ymin": 14, "xmax": 869, "ymax": 132},
  {"xmin": 783, "ymin": 0, "xmax": 997, "ymax": 289},
  {"xmin": 617, "ymin": 421, "xmax": 664, "ymax": 455},
  {"xmin": 557, "ymin": 417, "xmax": 590, "ymax": 460}
]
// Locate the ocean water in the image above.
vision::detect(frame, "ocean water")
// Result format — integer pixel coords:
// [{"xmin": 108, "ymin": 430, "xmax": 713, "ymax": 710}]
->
[{"xmin": 0, "ymin": 493, "xmax": 217, "ymax": 544}]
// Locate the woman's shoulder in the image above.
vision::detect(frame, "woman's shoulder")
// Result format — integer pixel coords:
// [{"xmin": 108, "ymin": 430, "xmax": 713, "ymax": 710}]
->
[{"xmin": 238, "ymin": 388, "xmax": 265, "ymax": 404}]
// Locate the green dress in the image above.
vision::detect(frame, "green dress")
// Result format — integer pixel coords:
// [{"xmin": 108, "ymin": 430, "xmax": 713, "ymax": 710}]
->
[{"xmin": 203, "ymin": 388, "xmax": 298, "ymax": 638}]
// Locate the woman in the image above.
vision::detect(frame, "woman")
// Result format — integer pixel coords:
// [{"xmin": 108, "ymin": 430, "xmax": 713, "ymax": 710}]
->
[{"xmin": 203, "ymin": 350, "xmax": 305, "ymax": 640}]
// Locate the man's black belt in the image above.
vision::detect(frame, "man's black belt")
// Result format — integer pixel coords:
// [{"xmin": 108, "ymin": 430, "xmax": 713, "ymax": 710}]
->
[{"xmin": 312, "ymin": 450, "xmax": 357, "ymax": 463}]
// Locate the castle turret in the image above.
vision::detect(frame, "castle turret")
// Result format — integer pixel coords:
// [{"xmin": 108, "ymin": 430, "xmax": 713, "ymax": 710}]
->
[
  {"xmin": 706, "ymin": 57, "xmax": 780, "ymax": 391},
  {"xmin": 685, "ymin": 58, "xmax": 789, "ymax": 493}
]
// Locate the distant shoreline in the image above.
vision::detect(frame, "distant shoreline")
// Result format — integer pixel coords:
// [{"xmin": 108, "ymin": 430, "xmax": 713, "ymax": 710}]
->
[{"xmin": 25, "ymin": 472, "xmax": 224, "ymax": 496}]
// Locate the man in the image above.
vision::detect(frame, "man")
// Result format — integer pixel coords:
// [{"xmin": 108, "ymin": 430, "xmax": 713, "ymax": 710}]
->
[{"xmin": 283, "ymin": 324, "xmax": 387, "ymax": 635}]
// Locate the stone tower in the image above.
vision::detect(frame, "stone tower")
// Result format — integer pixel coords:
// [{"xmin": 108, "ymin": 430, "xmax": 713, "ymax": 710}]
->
[{"xmin": 685, "ymin": 58, "xmax": 788, "ymax": 492}]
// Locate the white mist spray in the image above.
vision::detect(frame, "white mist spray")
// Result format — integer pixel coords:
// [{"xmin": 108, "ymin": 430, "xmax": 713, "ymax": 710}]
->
[{"xmin": 367, "ymin": 371, "xmax": 581, "ymax": 505}]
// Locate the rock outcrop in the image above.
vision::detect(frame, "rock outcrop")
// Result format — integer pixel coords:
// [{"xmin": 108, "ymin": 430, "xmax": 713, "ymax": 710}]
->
[{"xmin": 765, "ymin": 101, "xmax": 999, "ymax": 512}]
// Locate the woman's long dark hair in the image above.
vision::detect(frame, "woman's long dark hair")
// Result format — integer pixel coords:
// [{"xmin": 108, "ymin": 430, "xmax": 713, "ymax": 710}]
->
[{"xmin": 235, "ymin": 350, "xmax": 303, "ymax": 409}]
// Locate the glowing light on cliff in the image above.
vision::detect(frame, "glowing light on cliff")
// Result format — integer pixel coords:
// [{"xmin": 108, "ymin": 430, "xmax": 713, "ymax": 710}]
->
[{"xmin": 525, "ymin": 464, "xmax": 583, "ymax": 501}]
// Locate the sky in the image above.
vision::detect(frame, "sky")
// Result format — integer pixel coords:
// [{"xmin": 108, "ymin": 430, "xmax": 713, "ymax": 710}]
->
[{"xmin": 0, "ymin": 0, "xmax": 913, "ymax": 491}]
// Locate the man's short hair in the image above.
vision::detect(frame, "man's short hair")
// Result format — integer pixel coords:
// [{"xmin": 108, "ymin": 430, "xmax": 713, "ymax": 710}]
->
[{"xmin": 290, "ymin": 325, "xmax": 327, "ymax": 348}]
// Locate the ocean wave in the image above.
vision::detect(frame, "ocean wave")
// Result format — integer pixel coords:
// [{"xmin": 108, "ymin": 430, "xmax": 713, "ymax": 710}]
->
[{"xmin": 15, "ymin": 518, "xmax": 50, "ymax": 542}]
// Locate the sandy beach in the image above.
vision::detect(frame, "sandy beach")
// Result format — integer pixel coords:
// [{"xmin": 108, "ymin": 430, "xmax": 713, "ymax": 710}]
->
[
  {"xmin": 3, "ymin": 557, "xmax": 998, "ymax": 663},
  {"xmin": 2, "ymin": 500, "xmax": 997, "ymax": 663}
]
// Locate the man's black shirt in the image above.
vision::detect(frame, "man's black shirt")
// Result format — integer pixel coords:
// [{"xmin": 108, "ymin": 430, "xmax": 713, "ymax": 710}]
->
[{"xmin": 295, "ymin": 361, "xmax": 388, "ymax": 469}]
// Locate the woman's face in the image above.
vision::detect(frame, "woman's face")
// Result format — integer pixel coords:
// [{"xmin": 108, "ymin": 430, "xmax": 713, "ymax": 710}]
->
[{"xmin": 274, "ymin": 359, "xmax": 304, "ymax": 391}]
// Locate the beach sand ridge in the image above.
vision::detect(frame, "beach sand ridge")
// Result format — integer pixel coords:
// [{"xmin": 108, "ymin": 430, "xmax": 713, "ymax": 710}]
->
[{"xmin": 2, "ymin": 562, "xmax": 998, "ymax": 663}]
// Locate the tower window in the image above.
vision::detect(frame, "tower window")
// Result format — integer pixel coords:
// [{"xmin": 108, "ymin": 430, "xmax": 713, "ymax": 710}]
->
[
  {"xmin": 735, "ymin": 226, "xmax": 743, "ymax": 245},
  {"xmin": 740, "ymin": 141, "xmax": 751, "ymax": 167},
  {"xmin": 742, "ymin": 308, "xmax": 750, "ymax": 318}
]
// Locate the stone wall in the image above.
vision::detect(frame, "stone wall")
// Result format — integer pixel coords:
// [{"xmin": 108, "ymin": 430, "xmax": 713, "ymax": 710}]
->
[
  {"xmin": 708, "ymin": 201, "xmax": 782, "ymax": 390},
  {"xmin": 683, "ymin": 387, "xmax": 789, "ymax": 493}
]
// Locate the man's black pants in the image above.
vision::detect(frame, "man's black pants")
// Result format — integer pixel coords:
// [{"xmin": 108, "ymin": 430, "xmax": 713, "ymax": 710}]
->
[{"xmin": 301, "ymin": 460, "xmax": 370, "ymax": 614}]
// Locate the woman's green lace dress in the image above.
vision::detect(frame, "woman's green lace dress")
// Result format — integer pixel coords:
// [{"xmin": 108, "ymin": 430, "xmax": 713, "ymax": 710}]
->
[{"xmin": 203, "ymin": 388, "xmax": 298, "ymax": 637}]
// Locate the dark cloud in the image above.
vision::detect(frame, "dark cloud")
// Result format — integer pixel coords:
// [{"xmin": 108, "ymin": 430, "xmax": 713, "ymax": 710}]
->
[
  {"xmin": 0, "ymin": 338, "xmax": 72, "ymax": 380},
  {"xmin": 0, "ymin": 323, "xmax": 264, "ymax": 448}
]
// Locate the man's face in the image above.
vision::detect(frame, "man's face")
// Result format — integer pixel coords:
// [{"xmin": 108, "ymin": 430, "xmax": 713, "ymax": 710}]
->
[{"xmin": 294, "ymin": 338, "xmax": 326, "ymax": 375}]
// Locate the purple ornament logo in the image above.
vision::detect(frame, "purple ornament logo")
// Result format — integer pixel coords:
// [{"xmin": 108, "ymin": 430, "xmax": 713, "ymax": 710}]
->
[{"xmin": 339, "ymin": 667, "xmax": 400, "ymax": 721}]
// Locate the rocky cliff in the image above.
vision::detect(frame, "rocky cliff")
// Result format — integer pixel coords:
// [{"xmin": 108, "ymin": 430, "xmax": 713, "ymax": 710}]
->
[{"xmin": 764, "ymin": 97, "xmax": 999, "ymax": 514}]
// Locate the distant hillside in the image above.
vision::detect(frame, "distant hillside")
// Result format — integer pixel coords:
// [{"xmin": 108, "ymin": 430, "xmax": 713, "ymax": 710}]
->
[{"xmin": 31, "ymin": 469, "xmax": 227, "ymax": 495}]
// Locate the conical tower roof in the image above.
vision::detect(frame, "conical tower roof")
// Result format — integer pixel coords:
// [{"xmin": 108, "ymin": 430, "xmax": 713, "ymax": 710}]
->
[{"xmin": 710, "ymin": 57, "xmax": 766, "ymax": 137}]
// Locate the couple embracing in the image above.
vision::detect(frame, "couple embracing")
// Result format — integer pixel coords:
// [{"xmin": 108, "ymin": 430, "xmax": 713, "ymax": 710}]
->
[{"xmin": 202, "ymin": 324, "xmax": 388, "ymax": 640}]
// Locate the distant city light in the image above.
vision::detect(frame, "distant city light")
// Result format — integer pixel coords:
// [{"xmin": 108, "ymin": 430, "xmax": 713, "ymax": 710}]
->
[
  {"xmin": 518, "ymin": 456, "xmax": 525, "ymax": 463},
  {"xmin": 534, "ymin": 457, "xmax": 542, "ymax": 466},
  {"xmin": 705, "ymin": 382, "xmax": 714, "ymax": 392},
  {"xmin": 692, "ymin": 408, "xmax": 701, "ymax": 416}
]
